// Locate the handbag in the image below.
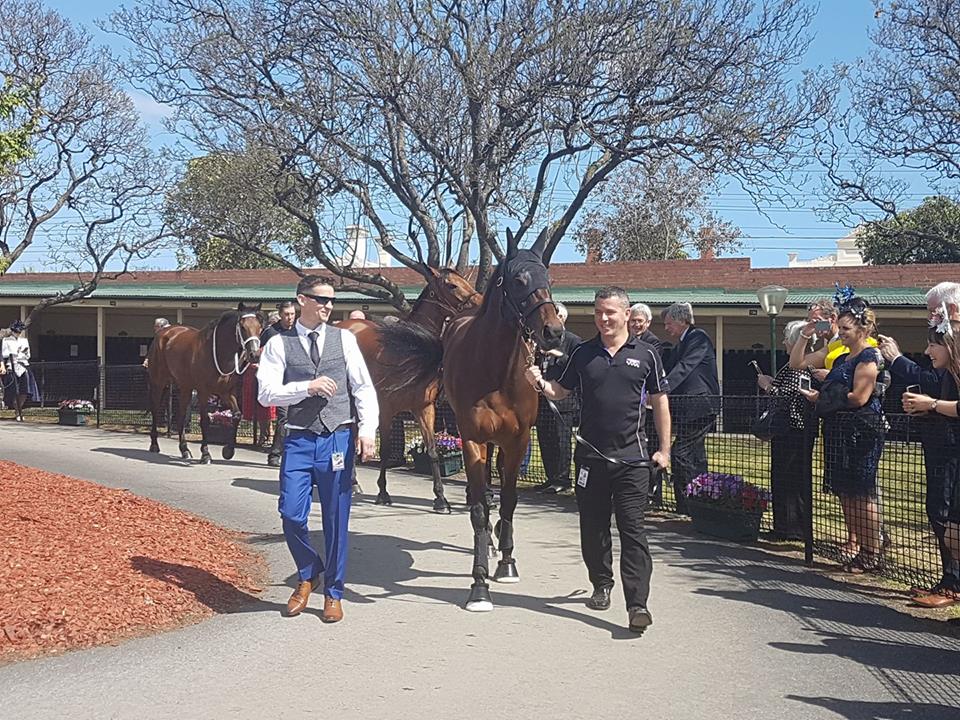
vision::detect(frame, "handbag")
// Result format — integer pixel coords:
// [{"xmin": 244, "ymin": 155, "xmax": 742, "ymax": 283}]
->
[{"xmin": 751, "ymin": 403, "xmax": 791, "ymax": 442}]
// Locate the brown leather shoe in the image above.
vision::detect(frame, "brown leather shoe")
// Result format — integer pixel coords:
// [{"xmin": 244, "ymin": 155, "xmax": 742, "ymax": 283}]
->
[
  {"xmin": 913, "ymin": 591, "xmax": 960, "ymax": 609},
  {"xmin": 286, "ymin": 580, "xmax": 313, "ymax": 617},
  {"xmin": 321, "ymin": 596, "xmax": 343, "ymax": 623}
]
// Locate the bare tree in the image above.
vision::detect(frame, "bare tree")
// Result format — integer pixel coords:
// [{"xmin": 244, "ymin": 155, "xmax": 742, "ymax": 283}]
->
[
  {"xmin": 818, "ymin": 0, "xmax": 960, "ymax": 244},
  {"xmin": 111, "ymin": 0, "xmax": 831, "ymax": 305},
  {"xmin": 0, "ymin": 0, "xmax": 173, "ymax": 320},
  {"xmin": 575, "ymin": 159, "xmax": 742, "ymax": 262}
]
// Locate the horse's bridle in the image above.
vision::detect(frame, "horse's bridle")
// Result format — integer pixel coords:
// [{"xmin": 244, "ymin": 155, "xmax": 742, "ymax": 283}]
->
[
  {"xmin": 212, "ymin": 312, "xmax": 261, "ymax": 376},
  {"xmin": 497, "ymin": 272, "xmax": 556, "ymax": 339}
]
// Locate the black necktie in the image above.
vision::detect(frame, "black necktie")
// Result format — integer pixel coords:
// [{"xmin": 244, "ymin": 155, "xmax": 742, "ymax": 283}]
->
[{"xmin": 308, "ymin": 331, "xmax": 320, "ymax": 366}]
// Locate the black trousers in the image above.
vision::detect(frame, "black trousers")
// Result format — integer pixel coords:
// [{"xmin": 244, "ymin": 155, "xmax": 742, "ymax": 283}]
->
[
  {"xmin": 537, "ymin": 405, "xmax": 575, "ymax": 487},
  {"xmin": 672, "ymin": 414, "xmax": 715, "ymax": 514},
  {"xmin": 575, "ymin": 458, "xmax": 652, "ymax": 610},
  {"xmin": 268, "ymin": 405, "xmax": 288, "ymax": 461},
  {"xmin": 770, "ymin": 430, "xmax": 815, "ymax": 539},
  {"xmin": 922, "ymin": 446, "xmax": 960, "ymax": 590}
]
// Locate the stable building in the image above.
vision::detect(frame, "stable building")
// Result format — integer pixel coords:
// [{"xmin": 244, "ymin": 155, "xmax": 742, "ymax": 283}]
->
[{"xmin": 1, "ymin": 257, "xmax": 951, "ymax": 391}]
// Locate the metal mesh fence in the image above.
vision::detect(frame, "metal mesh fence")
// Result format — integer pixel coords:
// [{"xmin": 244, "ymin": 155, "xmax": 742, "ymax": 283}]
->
[{"xmin": 2, "ymin": 361, "xmax": 947, "ymax": 591}]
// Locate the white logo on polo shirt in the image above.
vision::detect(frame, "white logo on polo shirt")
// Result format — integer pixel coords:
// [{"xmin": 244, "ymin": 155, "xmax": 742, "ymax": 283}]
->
[{"xmin": 625, "ymin": 358, "xmax": 641, "ymax": 368}]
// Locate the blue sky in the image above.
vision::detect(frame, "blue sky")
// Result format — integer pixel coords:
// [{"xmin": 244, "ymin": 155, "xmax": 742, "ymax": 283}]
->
[{"xmin": 27, "ymin": 0, "xmax": 928, "ymax": 271}]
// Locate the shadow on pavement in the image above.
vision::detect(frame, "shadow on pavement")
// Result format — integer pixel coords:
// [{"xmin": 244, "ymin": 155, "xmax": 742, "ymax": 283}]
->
[
  {"xmin": 92, "ymin": 446, "xmax": 267, "ymax": 469},
  {"xmin": 785, "ymin": 695, "xmax": 960, "ymax": 720}
]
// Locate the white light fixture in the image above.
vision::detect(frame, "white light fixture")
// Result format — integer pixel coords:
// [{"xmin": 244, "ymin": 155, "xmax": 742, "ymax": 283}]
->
[{"xmin": 757, "ymin": 285, "xmax": 789, "ymax": 317}]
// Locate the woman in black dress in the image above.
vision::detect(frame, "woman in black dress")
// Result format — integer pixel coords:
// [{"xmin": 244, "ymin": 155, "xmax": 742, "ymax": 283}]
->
[{"xmin": 758, "ymin": 320, "xmax": 813, "ymax": 540}]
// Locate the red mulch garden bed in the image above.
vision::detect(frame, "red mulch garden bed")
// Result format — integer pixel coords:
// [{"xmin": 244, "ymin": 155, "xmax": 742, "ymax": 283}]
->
[{"xmin": 0, "ymin": 460, "xmax": 266, "ymax": 663}]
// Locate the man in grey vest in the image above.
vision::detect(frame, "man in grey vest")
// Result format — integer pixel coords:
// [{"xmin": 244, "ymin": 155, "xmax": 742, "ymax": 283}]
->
[{"xmin": 258, "ymin": 275, "xmax": 378, "ymax": 623}]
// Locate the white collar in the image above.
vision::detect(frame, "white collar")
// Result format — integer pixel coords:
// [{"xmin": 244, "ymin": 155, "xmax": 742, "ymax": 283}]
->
[
  {"xmin": 680, "ymin": 326, "xmax": 691, "ymax": 342},
  {"xmin": 295, "ymin": 320, "xmax": 326, "ymax": 338}
]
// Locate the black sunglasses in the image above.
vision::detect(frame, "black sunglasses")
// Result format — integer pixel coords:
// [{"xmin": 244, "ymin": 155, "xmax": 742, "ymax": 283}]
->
[{"xmin": 301, "ymin": 293, "xmax": 335, "ymax": 306}]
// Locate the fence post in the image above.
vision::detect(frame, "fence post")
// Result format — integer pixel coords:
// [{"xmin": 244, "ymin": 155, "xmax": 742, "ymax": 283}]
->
[
  {"xmin": 803, "ymin": 420, "xmax": 814, "ymax": 566},
  {"xmin": 97, "ymin": 359, "xmax": 103, "ymax": 428}
]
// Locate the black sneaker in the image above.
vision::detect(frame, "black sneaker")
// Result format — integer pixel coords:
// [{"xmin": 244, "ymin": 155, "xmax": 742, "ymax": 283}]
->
[
  {"xmin": 586, "ymin": 585, "xmax": 612, "ymax": 611},
  {"xmin": 628, "ymin": 606, "xmax": 653, "ymax": 633}
]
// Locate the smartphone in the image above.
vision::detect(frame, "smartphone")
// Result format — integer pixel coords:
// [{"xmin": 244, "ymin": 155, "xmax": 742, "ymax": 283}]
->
[
  {"xmin": 905, "ymin": 384, "xmax": 920, "ymax": 394},
  {"xmin": 814, "ymin": 320, "xmax": 832, "ymax": 332},
  {"xmin": 799, "ymin": 376, "xmax": 812, "ymax": 392},
  {"xmin": 748, "ymin": 360, "xmax": 762, "ymax": 376}
]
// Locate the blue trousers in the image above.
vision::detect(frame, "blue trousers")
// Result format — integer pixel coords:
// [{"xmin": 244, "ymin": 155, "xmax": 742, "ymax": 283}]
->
[{"xmin": 279, "ymin": 428, "xmax": 355, "ymax": 600}]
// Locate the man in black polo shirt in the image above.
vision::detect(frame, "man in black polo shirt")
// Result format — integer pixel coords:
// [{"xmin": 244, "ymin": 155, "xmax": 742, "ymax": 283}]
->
[{"xmin": 525, "ymin": 286, "xmax": 671, "ymax": 634}]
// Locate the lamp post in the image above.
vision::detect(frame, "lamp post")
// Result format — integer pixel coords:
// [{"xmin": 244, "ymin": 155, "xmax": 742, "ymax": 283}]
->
[{"xmin": 757, "ymin": 285, "xmax": 789, "ymax": 375}]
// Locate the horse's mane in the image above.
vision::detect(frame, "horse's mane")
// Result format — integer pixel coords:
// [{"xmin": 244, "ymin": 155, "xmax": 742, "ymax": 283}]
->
[{"xmin": 200, "ymin": 310, "xmax": 238, "ymax": 338}]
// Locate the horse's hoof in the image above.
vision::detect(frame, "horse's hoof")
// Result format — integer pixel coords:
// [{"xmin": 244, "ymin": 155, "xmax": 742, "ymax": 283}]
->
[
  {"xmin": 181, "ymin": 449, "xmax": 192, "ymax": 460},
  {"xmin": 375, "ymin": 492, "xmax": 392, "ymax": 506},
  {"xmin": 433, "ymin": 497, "xmax": 452, "ymax": 514},
  {"xmin": 200, "ymin": 455, "xmax": 212, "ymax": 465},
  {"xmin": 149, "ymin": 444, "xmax": 160, "ymax": 453},
  {"xmin": 352, "ymin": 483, "xmax": 363, "ymax": 497},
  {"xmin": 465, "ymin": 583, "xmax": 493, "ymax": 612},
  {"xmin": 493, "ymin": 560, "xmax": 520, "ymax": 584},
  {"xmin": 221, "ymin": 445, "xmax": 235, "ymax": 460}
]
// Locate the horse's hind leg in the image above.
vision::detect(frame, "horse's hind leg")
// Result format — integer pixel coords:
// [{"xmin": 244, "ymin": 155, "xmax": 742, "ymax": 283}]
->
[
  {"xmin": 177, "ymin": 387, "xmax": 193, "ymax": 460},
  {"xmin": 464, "ymin": 440, "xmax": 494, "ymax": 612},
  {"xmin": 492, "ymin": 435, "xmax": 526, "ymax": 584},
  {"xmin": 418, "ymin": 403, "xmax": 450, "ymax": 514},
  {"xmin": 148, "ymin": 380, "xmax": 164, "ymax": 453},
  {"xmin": 374, "ymin": 412, "xmax": 393, "ymax": 505}
]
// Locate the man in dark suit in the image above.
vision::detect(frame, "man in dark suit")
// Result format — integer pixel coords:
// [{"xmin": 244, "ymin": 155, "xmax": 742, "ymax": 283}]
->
[
  {"xmin": 629, "ymin": 303, "xmax": 662, "ymax": 353},
  {"xmin": 537, "ymin": 302, "xmax": 582, "ymax": 494},
  {"xmin": 661, "ymin": 302, "xmax": 720, "ymax": 514}
]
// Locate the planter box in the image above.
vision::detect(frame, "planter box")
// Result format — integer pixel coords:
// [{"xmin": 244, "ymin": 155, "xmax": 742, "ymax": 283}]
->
[
  {"xmin": 204, "ymin": 424, "xmax": 234, "ymax": 445},
  {"xmin": 687, "ymin": 499, "xmax": 763, "ymax": 542},
  {"xmin": 58, "ymin": 411, "xmax": 89, "ymax": 426},
  {"xmin": 411, "ymin": 451, "xmax": 464, "ymax": 477}
]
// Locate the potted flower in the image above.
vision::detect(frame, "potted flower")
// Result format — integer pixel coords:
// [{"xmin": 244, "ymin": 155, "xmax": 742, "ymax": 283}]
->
[
  {"xmin": 57, "ymin": 399, "xmax": 95, "ymax": 426},
  {"xmin": 407, "ymin": 432, "xmax": 464, "ymax": 477},
  {"xmin": 684, "ymin": 472, "xmax": 770, "ymax": 542},
  {"xmin": 205, "ymin": 399, "xmax": 235, "ymax": 445}
]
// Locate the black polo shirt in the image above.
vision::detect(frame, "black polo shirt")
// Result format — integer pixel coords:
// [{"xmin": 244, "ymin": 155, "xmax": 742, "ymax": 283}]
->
[{"xmin": 558, "ymin": 334, "xmax": 667, "ymax": 461}]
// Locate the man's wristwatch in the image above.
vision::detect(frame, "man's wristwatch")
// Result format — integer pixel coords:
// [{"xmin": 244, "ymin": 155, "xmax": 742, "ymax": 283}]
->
[{"xmin": 932, "ymin": 399, "xmax": 939, "ymax": 414}]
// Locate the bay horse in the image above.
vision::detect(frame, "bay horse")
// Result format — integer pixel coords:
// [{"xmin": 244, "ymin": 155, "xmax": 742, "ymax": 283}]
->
[
  {"xmin": 147, "ymin": 302, "xmax": 264, "ymax": 464},
  {"xmin": 380, "ymin": 231, "xmax": 563, "ymax": 610},
  {"xmin": 336, "ymin": 267, "xmax": 482, "ymax": 513}
]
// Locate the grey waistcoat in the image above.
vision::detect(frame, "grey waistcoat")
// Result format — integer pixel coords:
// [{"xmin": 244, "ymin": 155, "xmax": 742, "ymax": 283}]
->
[{"xmin": 281, "ymin": 326, "xmax": 355, "ymax": 434}]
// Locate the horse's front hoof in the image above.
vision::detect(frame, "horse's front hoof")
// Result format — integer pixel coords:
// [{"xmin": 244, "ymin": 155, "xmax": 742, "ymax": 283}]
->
[
  {"xmin": 149, "ymin": 443, "xmax": 160, "ymax": 453},
  {"xmin": 200, "ymin": 454, "xmax": 212, "ymax": 465},
  {"xmin": 433, "ymin": 497, "xmax": 452, "ymax": 514},
  {"xmin": 465, "ymin": 583, "xmax": 493, "ymax": 612},
  {"xmin": 375, "ymin": 491, "xmax": 392, "ymax": 506},
  {"xmin": 221, "ymin": 445, "xmax": 235, "ymax": 460},
  {"xmin": 181, "ymin": 449, "xmax": 192, "ymax": 460},
  {"xmin": 493, "ymin": 560, "xmax": 520, "ymax": 584}
]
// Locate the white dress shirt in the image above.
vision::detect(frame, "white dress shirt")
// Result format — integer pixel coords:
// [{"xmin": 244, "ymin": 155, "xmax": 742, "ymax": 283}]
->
[
  {"xmin": 256, "ymin": 320, "xmax": 378, "ymax": 438},
  {"xmin": 1, "ymin": 336, "xmax": 30, "ymax": 376}
]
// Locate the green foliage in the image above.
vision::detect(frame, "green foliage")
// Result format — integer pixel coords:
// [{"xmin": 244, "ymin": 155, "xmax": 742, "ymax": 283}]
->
[
  {"xmin": 0, "ymin": 78, "xmax": 36, "ymax": 173},
  {"xmin": 574, "ymin": 160, "xmax": 742, "ymax": 262},
  {"xmin": 857, "ymin": 196, "xmax": 960, "ymax": 265},
  {"xmin": 165, "ymin": 148, "xmax": 313, "ymax": 270}
]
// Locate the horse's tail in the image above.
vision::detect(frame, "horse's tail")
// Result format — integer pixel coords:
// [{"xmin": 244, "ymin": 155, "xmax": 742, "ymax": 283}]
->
[{"xmin": 377, "ymin": 321, "xmax": 443, "ymax": 392}]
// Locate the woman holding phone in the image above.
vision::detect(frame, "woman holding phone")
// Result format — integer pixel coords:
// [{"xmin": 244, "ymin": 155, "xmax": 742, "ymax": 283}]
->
[
  {"xmin": 756, "ymin": 320, "xmax": 814, "ymax": 540},
  {"xmin": 800, "ymin": 295, "xmax": 887, "ymax": 573},
  {"xmin": 901, "ymin": 313, "xmax": 960, "ymax": 607}
]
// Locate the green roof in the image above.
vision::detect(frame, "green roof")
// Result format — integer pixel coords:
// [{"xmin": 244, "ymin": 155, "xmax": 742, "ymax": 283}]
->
[{"xmin": 0, "ymin": 281, "xmax": 926, "ymax": 307}]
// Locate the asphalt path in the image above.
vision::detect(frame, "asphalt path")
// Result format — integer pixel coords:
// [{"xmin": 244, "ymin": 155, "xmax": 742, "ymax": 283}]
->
[{"xmin": 2, "ymin": 423, "xmax": 959, "ymax": 719}]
